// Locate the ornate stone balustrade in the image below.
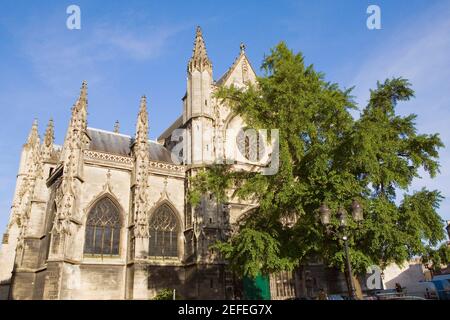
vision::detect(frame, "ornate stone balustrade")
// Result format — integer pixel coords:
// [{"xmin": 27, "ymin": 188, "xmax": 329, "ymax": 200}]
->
[{"xmin": 83, "ymin": 150, "xmax": 185, "ymax": 175}]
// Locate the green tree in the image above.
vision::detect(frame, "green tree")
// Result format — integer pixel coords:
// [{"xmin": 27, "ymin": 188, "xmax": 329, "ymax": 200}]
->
[
  {"xmin": 422, "ymin": 244, "xmax": 450, "ymax": 273},
  {"xmin": 189, "ymin": 42, "xmax": 446, "ymax": 280},
  {"xmin": 153, "ymin": 288, "xmax": 177, "ymax": 300}
]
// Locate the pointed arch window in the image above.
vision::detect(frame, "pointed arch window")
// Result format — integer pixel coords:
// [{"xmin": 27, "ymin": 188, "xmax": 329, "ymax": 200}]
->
[
  {"xmin": 84, "ymin": 197, "xmax": 121, "ymax": 257},
  {"xmin": 149, "ymin": 204, "xmax": 179, "ymax": 258}
]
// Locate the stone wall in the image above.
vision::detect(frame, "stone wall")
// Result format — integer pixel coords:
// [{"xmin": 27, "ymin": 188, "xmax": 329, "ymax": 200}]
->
[
  {"xmin": 383, "ymin": 261, "xmax": 426, "ymax": 295},
  {"xmin": 10, "ymin": 271, "xmax": 35, "ymax": 300},
  {"xmin": 60, "ymin": 264, "xmax": 125, "ymax": 300},
  {"xmin": 147, "ymin": 265, "xmax": 185, "ymax": 298}
]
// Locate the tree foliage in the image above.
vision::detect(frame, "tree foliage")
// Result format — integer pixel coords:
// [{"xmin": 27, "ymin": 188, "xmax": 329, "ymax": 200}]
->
[
  {"xmin": 189, "ymin": 42, "xmax": 446, "ymax": 278},
  {"xmin": 212, "ymin": 228, "xmax": 295, "ymax": 278},
  {"xmin": 153, "ymin": 288, "xmax": 176, "ymax": 300},
  {"xmin": 422, "ymin": 244, "xmax": 450, "ymax": 272}
]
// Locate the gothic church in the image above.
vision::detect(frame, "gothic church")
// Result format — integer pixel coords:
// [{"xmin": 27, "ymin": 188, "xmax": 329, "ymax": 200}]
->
[{"xmin": 0, "ymin": 27, "xmax": 281, "ymax": 300}]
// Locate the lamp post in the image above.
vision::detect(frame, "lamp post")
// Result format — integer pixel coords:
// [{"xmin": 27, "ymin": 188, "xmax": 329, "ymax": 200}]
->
[
  {"xmin": 446, "ymin": 221, "xmax": 450, "ymax": 242},
  {"xmin": 318, "ymin": 200, "xmax": 364, "ymax": 299}
]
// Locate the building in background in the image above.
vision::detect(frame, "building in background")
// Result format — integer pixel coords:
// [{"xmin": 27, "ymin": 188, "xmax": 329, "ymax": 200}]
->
[{"xmin": 381, "ymin": 259, "xmax": 428, "ymax": 297}]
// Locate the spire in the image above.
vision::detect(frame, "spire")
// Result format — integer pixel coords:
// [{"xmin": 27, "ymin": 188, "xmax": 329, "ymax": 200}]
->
[
  {"xmin": 135, "ymin": 95, "xmax": 148, "ymax": 143},
  {"xmin": 132, "ymin": 95, "xmax": 150, "ymax": 239},
  {"xmin": 74, "ymin": 80, "xmax": 88, "ymax": 131},
  {"xmin": 114, "ymin": 120, "xmax": 120, "ymax": 133},
  {"xmin": 66, "ymin": 81, "xmax": 88, "ymax": 144},
  {"xmin": 188, "ymin": 26, "xmax": 212, "ymax": 73},
  {"xmin": 66, "ymin": 80, "xmax": 88, "ymax": 136},
  {"xmin": 59, "ymin": 81, "xmax": 89, "ymax": 164},
  {"xmin": 25, "ymin": 119, "xmax": 40, "ymax": 147},
  {"xmin": 44, "ymin": 118, "xmax": 54, "ymax": 147},
  {"xmin": 41, "ymin": 118, "xmax": 54, "ymax": 159},
  {"xmin": 13, "ymin": 116, "xmax": 44, "ymax": 251}
]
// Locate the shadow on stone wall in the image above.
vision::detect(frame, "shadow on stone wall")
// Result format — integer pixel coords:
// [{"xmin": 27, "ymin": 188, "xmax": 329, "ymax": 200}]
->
[
  {"xmin": 385, "ymin": 264, "xmax": 424, "ymax": 288},
  {"xmin": 147, "ymin": 265, "xmax": 184, "ymax": 299},
  {"xmin": 384, "ymin": 263, "xmax": 425, "ymax": 296},
  {"xmin": 0, "ymin": 279, "xmax": 11, "ymax": 300}
]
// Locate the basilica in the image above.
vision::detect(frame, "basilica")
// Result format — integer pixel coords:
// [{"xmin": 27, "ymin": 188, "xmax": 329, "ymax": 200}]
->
[{"xmin": 0, "ymin": 27, "xmax": 296, "ymax": 300}]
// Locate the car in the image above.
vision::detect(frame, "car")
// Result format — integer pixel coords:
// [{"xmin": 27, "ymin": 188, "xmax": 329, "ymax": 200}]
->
[
  {"xmin": 327, "ymin": 295, "xmax": 345, "ymax": 300},
  {"xmin": 384, "ymin": 296, "xmax": 427, "ymax": 300}
]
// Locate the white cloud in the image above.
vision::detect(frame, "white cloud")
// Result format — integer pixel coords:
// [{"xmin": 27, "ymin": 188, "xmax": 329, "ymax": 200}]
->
[
  {"xmin": 19, "ymin": 20, "xmax": 184, "ymax": 94},
  {"xmin": 93, "ymin": 25, "xmax": 181, "ymax": 61}
]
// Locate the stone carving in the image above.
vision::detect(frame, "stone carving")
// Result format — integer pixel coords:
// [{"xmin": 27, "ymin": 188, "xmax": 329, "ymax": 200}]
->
[
  {"xmin": 132, "ymin": 96, "xmax": 151, "ymax": 238},
  {"xmin": 42, "ymin": 118, "xmax": 55, "ymax": 160},
  {"xmin": 83, "ymin": 149, "xmax": 184, "ymax": 173},
  {"xmin": 53, "ymin": 81, "xmax": 88, "ymax": 236},
  {"xmin": 14, "ymin": 119, "xmax": 43, "ymax": 250},
  {"xmin": 242, "ymin": 59, "xmax": 249, "ymax": 83},
  {"xmin": 148, "ymin": 160, "xmax": 185, "ymax": 173},
  {"xmin": 114, "ymin": 120, "xmax": 120, "ymax": 133},
  {"xmin": 85, "ymin": 170, "xmax": 120, "ymax": 215},
  {"xmin": 83, "ymin": 150, "xmax": 133, "ymax": 166}
]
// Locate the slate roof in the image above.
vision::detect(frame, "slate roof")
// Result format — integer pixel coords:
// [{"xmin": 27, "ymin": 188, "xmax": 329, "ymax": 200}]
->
[{"xmin": 87, "ymin": 128, "xmax": 173, "ymax": 163}]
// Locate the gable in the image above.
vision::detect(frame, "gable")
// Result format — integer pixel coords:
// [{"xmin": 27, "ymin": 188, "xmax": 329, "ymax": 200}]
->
[{"xmin": 216, "ymin": 54, "xmax": 257, "ymax": 88}]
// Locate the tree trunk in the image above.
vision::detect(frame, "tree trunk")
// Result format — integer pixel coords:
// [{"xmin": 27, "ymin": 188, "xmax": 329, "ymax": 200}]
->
[
  {"xmin": 353, "ymin": 275, "xmax": 363, "ymax": 299},
  {"xmin": 343, "ymin": 270, "xmax": 363, "ymax": 299}
]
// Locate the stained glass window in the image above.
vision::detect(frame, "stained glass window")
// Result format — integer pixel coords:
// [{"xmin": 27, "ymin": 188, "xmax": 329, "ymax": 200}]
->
[
  {"xmin": 84, "ymin": 197, "xmax": 121, "ymax": 257},
  {"xmin": 149, "ymin": 204, "xmax": 179, "ymax": 258}
]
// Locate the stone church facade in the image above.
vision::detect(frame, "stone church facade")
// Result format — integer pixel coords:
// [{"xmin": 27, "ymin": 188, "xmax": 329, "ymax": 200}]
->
[{"xmin": 0, "ymin": 27, "xmax": 287, "ymax": 300}]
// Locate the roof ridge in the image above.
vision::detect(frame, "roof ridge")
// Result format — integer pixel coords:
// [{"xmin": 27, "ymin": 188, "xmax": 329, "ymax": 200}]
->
[
  {"xmin": 148, "ymin": 139, "xmax": 161, "ymax": 144},
  {"xmin": 88, "ymin": 126, "xmax": 162, "ymax": 145},
  {"xmin": 216, "ymin": 52, "xmax": 243, "ymax": 85},
  {"xmin": 87, "ymin": 127, "xmax": 131, "ymax": 138}
]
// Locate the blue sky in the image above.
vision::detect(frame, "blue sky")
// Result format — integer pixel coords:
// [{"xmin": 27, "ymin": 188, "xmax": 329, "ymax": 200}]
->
[{"xmin": 0, "ymin": 0, "xmax": 449, "ymax": 230}]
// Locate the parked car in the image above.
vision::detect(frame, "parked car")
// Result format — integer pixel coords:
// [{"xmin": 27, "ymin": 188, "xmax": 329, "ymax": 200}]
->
[
  {"xmin": 327, "ymin": 294, "xmax": 345, "ymax": 300},
  {"xmin": 384, "ymin": 296, "xmax": 427, "ymax": 300}
]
